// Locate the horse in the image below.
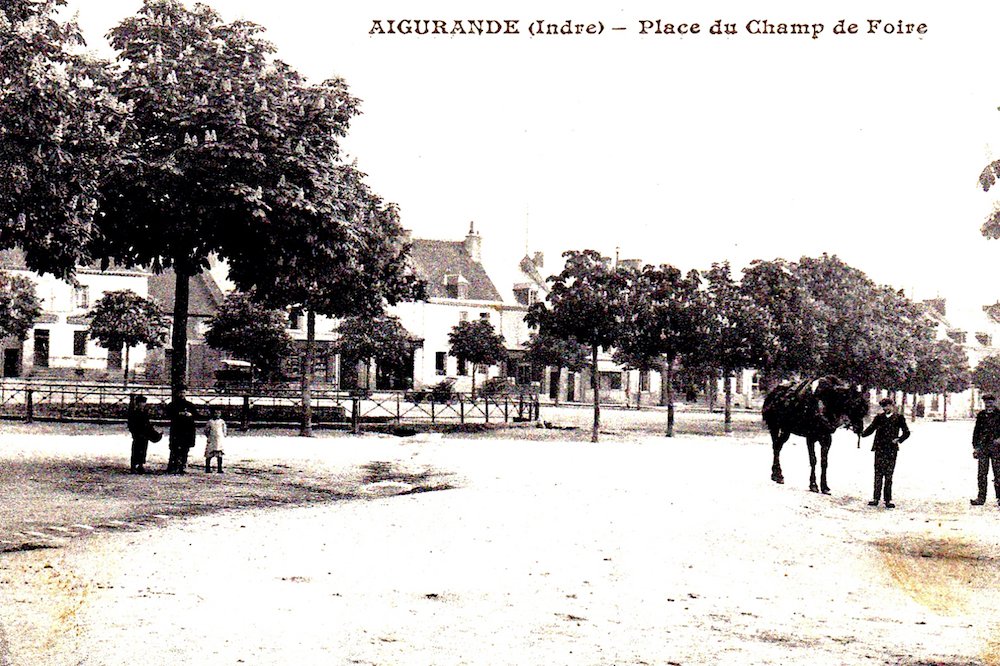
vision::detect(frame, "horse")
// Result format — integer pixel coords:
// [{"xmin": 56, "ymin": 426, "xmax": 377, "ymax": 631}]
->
[{"xmin": 762, "ymin": 376, "xmax": 869, "ymax": 494}]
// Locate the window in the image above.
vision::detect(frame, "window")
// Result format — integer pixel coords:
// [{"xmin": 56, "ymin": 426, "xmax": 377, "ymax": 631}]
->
[
  {"xmin": 459, "ymin": 311, "xmax": 468, "ymax": 322},
  {"xmin": 435, "ymin": 352, "xmax": 447, "ymax": 376},
  {"xmin": 73, "ymin": 330, "xmax": 88, "ymax": 356},
  {"xmin": 599, "ymin": 371, "xmax": 623, "ymax": 391},
  {"xmin": 73, "ymin": 285, "xmax": 89, "ymax": 309},
  {"xmin": 639, "ymin": 370, "xmax": 650, "ymax": 392},
  {"xmin": 444, "ymin": 274, "xmax": 469, "ymax": 299},
  {"xmin": 479, "ymin": 312, "xmax": 490, "ymax": 321},
  {"xmin": 288, "ymin": 309, "xmax": 303, "ymax": 330},
  {"xmin": 457, "ymin": 357, "xmax": 468, "ymax": 376},
  {"xmin": 33, "ymin": 329, "xmax": 50, "ymax": 368},
  {"xmin": 513, "ymin": 287, "xmax": 537, "ymax": 306}
]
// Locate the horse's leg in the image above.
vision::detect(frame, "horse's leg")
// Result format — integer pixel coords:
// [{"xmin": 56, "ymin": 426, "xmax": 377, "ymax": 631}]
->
[
  {"xmin": 807, "ymin": 438, "xmax": 819, "ymax": 492},
  {"xmin": 820, "ymin": 434, "xmax": 832, "ymax": 494},
  {"xmin": 771, "ymin": 428, "xmax": 790, "ymax": 484}
]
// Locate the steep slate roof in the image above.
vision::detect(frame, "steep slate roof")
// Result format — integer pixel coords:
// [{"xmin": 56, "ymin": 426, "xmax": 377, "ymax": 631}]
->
[
  {"xmin": 148, "ymin": 270, "xmax": 225, "ymax": 317},
  {"xmin": 408, "ymin": 238, "xmax": 503, "ymax": 302}
]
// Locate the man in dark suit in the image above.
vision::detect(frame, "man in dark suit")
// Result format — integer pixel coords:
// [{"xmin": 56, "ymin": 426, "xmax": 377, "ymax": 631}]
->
[
  {"xmin": 166, "ymin": 389, "xmax": 198, "ymax": 474},
  {"xmin": 971, "ymin": 393, "xmax": 1000, "ymax": 506},
  {"xmin": 861, "ymin": 397, "xmax": 910, "ymax": 508},
  {"xmin": 127, "ymin": 395, "xmax": 159, "ymax": 474}
]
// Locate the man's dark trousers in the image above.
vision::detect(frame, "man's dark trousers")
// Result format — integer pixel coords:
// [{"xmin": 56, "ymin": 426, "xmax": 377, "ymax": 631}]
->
[
  {"xmin": 874, "ymin": 448, "xmax": 898, "ymax": 503},
  {"xmin": 976, "ymin": 449, "xmax": 1000, "ymax": 502}
]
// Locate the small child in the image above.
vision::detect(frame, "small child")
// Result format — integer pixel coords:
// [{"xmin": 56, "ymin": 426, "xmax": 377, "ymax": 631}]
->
[{"xmin": 204, "ymin": 408, "xmax": 227, "ymax": 473}]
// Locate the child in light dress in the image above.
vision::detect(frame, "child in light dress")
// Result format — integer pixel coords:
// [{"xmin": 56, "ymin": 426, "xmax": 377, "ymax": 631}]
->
[{"xmin": 204, "ymin": 407, "xmax": 227, "ymax": 473}]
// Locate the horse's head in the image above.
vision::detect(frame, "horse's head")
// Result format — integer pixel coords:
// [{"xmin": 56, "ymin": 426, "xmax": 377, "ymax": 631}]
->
[
  {"xmin": 821, "ymin": 380, "xmax": 869, "ymax": 435},
  {"xmin": 838, "ymin": 387, "xmax": 870, "ymax": 435}
]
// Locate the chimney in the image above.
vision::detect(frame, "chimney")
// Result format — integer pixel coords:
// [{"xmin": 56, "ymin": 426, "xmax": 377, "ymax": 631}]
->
[
  {"xmin": 464, "ymin": 221, "xmax": 482, "ymax": 264},
  {"xmin": 532, "ymin": 251, "xmax": 544, "ymax": 269}
]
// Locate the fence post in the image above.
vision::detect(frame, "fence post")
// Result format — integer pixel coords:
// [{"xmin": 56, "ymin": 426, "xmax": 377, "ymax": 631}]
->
[
  {"xmin": 25, "ymin": 389, "xmax": 33, "ymax": 423},
  {"xmin": 485, "ymin": 396, "xmax": 489, "ymax": 424},
  {"xmin": 534, "ymin": 396, "xmax": 540, "ymax": 421},
  {"xmin": 396, "ymin": 393, "xmax": 401, "ymax": 426},
  {"xmin": 431, "ymin": 399, "xmax": 435, "ymax": 424},
  {"xmin": 351, "ymin": 397, "xmax": 361, "ymax": 434},
  {"xmin": 241, "ymin": 394, "xmax": 250, "ymax": 431},
  {"xmin": 504, "ymin": 396, "xmax": 509, "ymax": 423},
  {"xmin": 460, "ymin": 396, "xmax": 464, "ymax": 425}
]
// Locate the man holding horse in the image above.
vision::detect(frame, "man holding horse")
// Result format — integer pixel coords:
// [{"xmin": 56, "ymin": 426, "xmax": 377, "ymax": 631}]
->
[
  {"xmin": 971, "ymin": 393, "xmax": 1000, "ymax": 506},
  {"xmin": 861, "ymin": 397, "xmax": 909, "ymax": 509}
]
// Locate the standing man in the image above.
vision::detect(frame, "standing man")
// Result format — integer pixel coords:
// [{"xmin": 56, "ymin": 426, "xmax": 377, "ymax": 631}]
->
[
  {"xmin": 166, "ymin": 388, "xmax": 198, "ymax": 474},
  {"xmin": 127, "ymin": 394, "xmax": 159, "ymax": 474},
  {"xmin": 971, "ymin": 393, "xmax": 1000, "ymax": 506},
  {"xmin": 861, "ymin": 397, "xmax": 910, "ymax": 508}
]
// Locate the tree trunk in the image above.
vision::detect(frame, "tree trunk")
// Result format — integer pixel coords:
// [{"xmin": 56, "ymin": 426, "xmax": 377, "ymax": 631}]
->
[
  {"xmin": 300, "ymin": 309, "xmax": 315, "ymax": 437},
  {"xmin": 942, "ymin": 393, "xmax": 948, "ymax": 422},
  {"xmin": 659, "ymin": 355, "xmax": 670, "ymax": 407},
  {"xmin": 471, "ymin": 363, "xmax": 478, "ymax": 401},
  {"xmin": 123, "ymin": 345, "xmax": 130, "ymax": 388},
  {"xmin": 554, "ymin": 367, "xmax": 562, "ymax": 406},
  {"xmin": 624, "ymin": 370, "xmax": 632, "ymax": 410},
  {"xmin": 666, "ymin": 355, "xmax": 676, "ymax": 437},
  {"xmin": 724, "ymin": 368, "xmax": 733, "ymax": 433},
  {"xmin": 591, "ymin": 344, "xmax": 600, "ymax": 443},
  {"xmin": 170, "ymin": 270, "xmax": 191, "ymax": 400}
]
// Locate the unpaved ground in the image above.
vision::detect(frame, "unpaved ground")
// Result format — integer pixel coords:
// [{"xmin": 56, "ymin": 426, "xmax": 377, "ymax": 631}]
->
[{"xmin": 3, "ymin": 419, "xmax": 1000, "ymax": 665}]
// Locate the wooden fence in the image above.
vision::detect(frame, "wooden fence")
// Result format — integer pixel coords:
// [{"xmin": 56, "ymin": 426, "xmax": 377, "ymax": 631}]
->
[{"xmin": 0, "ymin": 380, "xmax": 540, "ymax": 430}]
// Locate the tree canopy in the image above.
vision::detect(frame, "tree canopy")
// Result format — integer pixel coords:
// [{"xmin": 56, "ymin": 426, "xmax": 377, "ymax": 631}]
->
[
  {"xmin": 0, "ymin": 271, "xmax": 41, "ymax": 341},
  {"xmin": 204, "ymin": 292, "xmax": 293, "ymax": 381},
  {"xmin": 527, "ymin": 250, "xmax": 629, "ymax": 441},
  {"xmin": 448, "ymin": 318, "xmax": 507, "ymax": 399},
  {"xmin": 87, "ymin": 289, "xmax": 168, "ymax": 385},
  {"xmin": 0, "ymin": 0, "xmax": 121, "ymax": 278}
]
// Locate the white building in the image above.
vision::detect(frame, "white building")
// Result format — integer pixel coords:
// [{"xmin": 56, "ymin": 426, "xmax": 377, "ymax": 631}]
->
[{"xmin": 0, "ymin": 249, "xmax": 153, "ymax": 381}]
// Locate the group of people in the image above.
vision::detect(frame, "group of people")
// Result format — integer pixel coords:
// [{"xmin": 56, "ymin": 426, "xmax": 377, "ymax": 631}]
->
[
  {"xmin": 859, "ymin": 393, "xmax": 1000, "ymax": 509},
  {"xmin": 126, "ymin": 389, "xmax": 227, "ymax": 475}
]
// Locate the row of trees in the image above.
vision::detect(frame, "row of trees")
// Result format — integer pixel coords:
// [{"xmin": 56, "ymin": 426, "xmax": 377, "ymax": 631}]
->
[
  {"xmin": 526, "ymin": 250, "xmax": 973, "ymax": 442},
  {"xmin": 0, "ymin": 0, "xmax": 423, "ymax": 435}
]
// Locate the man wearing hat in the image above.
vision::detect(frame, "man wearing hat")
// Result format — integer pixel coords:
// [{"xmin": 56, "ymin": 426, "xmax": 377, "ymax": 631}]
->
[
  {"xmin": 861, "ymin": 397, "xmax": 910, "ymax": 508},
  {"xmin": 971, "ymin": 393, "xmax": 1000, "ymax": 505}
]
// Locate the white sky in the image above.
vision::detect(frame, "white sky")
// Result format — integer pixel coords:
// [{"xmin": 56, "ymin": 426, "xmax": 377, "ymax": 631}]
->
[{"xmin": 62, "ymin": 0, "xmax": 1000, "ymax": 306}]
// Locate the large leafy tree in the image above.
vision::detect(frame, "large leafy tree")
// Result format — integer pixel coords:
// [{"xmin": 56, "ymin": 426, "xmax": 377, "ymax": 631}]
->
[
  {"xmin": 334, "ymin": 314, "xmax": 415, "ymax": 390},
  {"xmin": 87, "ymin": 289, "xmax": 168, "ymax": 386},
  {"xmin": 0, "ymin": 0, "xmax": 121, "ymax": 277},
  {"xmin": 974, "ymin": 354, "xmax": 1000, "ymax": 399},
  {"xmin": 94, "ymin": 0, "xmax": 350, "ymax": 399},
  {"xmin": 644, "ymin": 264, "xmax": 705, "ymax": 437},
  {"xmin": 741, "ymin": 258, "xmax": 826, "ymax": 386},
  {"xmin": 448, "ymin": 319, "xmax": 507, "ymax": 400},
  {"xmin": 230, "ymin": 161, "xmax": 424, "ymax": 435},
  {"xmin": 523, "ymin": 332, "xmax": 588, "ymax": 406},
  {"xmin": 204, "ymin": 292, "xmax": 293, "ymax": 381},
  {"xmin": 907, "ymin": 338, "xmax": 969, "ymax": 421},
  {"xmin": 0, "ymin": 271, "xmax": 41, "ymax": 341},
  {"xmin": 697, "ymin": 262, "xmax": 765, "ymax": 432},
  {"xmin": 793, "ymin": 254, "xmax": 881, "ymax": 386},
  {"xmin": 526, "ymin": 250, "xmax": 629, "ymax": 442}
]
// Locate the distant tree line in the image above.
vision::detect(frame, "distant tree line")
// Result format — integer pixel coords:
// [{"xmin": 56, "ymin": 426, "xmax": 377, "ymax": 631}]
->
[{"xmin": 526, "ymin": 250, "xmax": 973, "ymax": 442}]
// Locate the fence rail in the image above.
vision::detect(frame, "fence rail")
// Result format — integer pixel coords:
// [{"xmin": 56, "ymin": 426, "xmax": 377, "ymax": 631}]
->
[{"xmin": 0, "ymin": 380, "xmax": 540, "ymax": 429}]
